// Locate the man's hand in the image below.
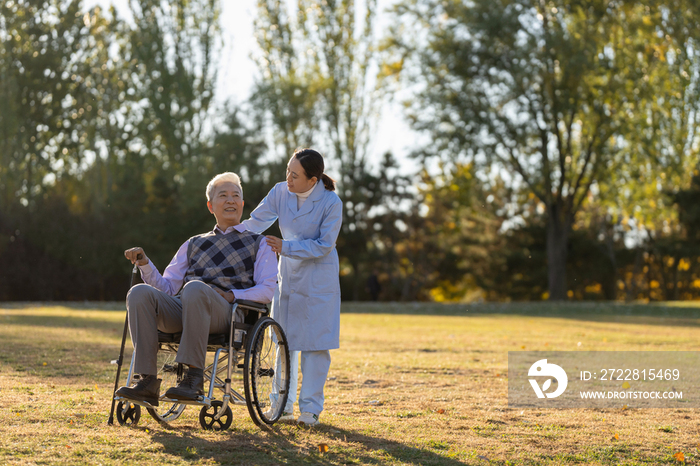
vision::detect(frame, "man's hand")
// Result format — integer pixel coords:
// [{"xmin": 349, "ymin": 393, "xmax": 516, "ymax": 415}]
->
[
  {"xmin": 124, "ymin": 247, "xmax": 149, "ymax": 266},
  {"xmin": 213, "ymin": 287, "xmax": 235, "ymax": 303},
  {"xmin": 265, "ymin": 235, "xmax": 283, "ymax": 254}
]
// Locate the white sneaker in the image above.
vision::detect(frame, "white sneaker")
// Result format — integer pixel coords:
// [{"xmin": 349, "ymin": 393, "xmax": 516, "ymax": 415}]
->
[
  {"xmin": 263, "ymin": 407, "xmax": 295, "ymax": 422},
  {"xmin": 297, "ymin": 412, "xmax": 319, "ymax": 426}
]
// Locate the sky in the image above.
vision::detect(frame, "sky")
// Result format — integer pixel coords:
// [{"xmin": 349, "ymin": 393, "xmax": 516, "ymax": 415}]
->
[{"xmin": 84, "ymin": 0, "xmax": 420, "ymax": 176}]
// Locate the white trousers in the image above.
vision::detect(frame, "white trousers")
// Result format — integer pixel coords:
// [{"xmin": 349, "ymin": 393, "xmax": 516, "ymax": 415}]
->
[{"xmin": 276, "ymin": 350, "xmax": 330, "ymax": 416}]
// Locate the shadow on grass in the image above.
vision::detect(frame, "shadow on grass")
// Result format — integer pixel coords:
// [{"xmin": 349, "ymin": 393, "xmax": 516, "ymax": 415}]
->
[
  {"xmin": 342, "ymin": 301, "xmax": 700, "ymax": 327},
  {"xmin": 146, "ymin": 422, "xmax": 469, "ymax": 466}
]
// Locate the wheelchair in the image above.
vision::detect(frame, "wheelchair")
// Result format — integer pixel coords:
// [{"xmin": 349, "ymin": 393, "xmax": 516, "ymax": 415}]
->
[{"xmin": 110, "ymin": 299, "xmax": 291, "ymax": 430}]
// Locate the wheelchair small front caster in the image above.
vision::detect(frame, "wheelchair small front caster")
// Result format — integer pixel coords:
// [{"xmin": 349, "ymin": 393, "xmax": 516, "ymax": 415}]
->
[
  {"xmin": 199, "ymin": 400, "xmax": 232, "ymax": 431},
  {"xmin": 116, "ymin": 400, "xmax": 141, "ymax": 426}
]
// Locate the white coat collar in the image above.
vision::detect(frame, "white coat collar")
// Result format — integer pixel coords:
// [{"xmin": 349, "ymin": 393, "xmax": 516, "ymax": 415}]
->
[{"xmin": 287, "ymin": 181, "xmax": 324, "ymax": 218}]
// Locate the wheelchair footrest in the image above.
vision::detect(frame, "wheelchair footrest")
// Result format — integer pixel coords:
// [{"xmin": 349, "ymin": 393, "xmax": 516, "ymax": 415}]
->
[
  {"xmin": 160, "ymin": 395, "xmax": 211, "ymax": 407},
  {"xmin": 114, "ymin": 395, "xmax": 158, "ymax": 410}
]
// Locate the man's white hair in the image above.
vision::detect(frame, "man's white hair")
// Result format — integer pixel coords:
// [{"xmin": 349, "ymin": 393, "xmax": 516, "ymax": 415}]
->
[{"xmin": 206, "ymin": 172, "xmax": 243, "ymax": 201}]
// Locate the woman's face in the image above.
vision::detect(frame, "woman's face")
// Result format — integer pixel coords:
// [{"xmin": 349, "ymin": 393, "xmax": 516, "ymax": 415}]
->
[{"xmin": 286, "ymin": 157, "xmax": 317, "ymax": 193}]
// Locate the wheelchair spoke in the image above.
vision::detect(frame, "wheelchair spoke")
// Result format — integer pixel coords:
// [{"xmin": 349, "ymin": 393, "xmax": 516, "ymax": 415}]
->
[
  {"xmin": 244, "ymin": 317, "xmax": 291, "ymax": 427},
  {"xmin": 146, "ymin": 350, "xmax": 186, "ymax": 424}
]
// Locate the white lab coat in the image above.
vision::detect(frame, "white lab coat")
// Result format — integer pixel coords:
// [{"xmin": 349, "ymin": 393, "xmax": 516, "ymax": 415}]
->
[{"xmin": 242, "ymin": 181, "xmax": 342, "ymax": 351}]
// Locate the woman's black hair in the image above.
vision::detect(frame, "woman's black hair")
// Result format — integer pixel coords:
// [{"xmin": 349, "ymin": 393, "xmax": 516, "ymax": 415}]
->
[{"xmin": 292, "ymin": 148, "xmax": 336, "ymax": 191}]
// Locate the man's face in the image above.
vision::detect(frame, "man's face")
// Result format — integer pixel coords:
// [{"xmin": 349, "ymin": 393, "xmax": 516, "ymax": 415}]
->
[{"xmin": 207, "ymin": 181, "xmax": 244, "ymax": 229}]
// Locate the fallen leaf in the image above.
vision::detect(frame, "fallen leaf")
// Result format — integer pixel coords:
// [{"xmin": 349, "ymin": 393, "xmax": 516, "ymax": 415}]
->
[
  {"xmin": 622, "ymin": 405, "xmax": 628, "ymax": 410},
  {"xmin": 520, "ymin": 345, "xmax": 525, "ymax": 349},
  {"xmin": 318, "ymin": 443, "xmax": 329, "ymax": 453},
  {"xmin": 673, "ymin": 451, "xmax": 685, "ymax": 463},
  {"xmin": 42, "ymin": 362, "xmax": 47, "ymax": 366},
  {"xmin": 437, "ymin": 409, "xmax": 446, "ymax": 414},
  {"xmin": 74, "ymin": 414, "xmax": 87, "ymax": 419},
  {"xmin": 622, "ymin": 381, "xmax": 631, "ymax": 389},
  {"xmin": 66, "ymin": 445, "xmax": 71, "ymax": 449},
  {"xmin": 611, "ymin": 433, "xmax": 619, "ymax": 441}
]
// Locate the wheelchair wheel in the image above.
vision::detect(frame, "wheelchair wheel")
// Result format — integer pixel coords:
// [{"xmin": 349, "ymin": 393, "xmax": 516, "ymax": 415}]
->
[
  {"xmin": 199, "ymin": 400, "xmax": 232, "ymax": 431},
  {"xmin": 147, "ymin": 351, "xmax": 187, "ymax": 423},
  {"xmin": 116, "ymin": 400, "xmax": 141, "ymax": 426},
  {"xmin": 243, "ymin": 316, "xmax": 290, "ymax": 427}
]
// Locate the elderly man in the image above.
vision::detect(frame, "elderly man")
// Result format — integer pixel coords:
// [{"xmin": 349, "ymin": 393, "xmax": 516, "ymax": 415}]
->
[{"xmin": 116, "ymin": 172, "xmax": 277, "ymax": 405}]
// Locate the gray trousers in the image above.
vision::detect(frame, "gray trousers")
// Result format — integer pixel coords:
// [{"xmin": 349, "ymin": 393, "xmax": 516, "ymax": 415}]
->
[{"xmin": 126, "ymin": 280, "xmax": 232, "ymax": 375}]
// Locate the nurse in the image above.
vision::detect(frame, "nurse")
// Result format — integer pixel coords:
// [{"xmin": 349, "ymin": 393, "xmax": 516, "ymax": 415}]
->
[{"xmin": 242, "ymin": 148, "xmax": 342, "ymax": 426}]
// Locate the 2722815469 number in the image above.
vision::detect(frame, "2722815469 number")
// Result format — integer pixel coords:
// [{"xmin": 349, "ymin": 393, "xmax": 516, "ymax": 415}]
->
[{"xmin": 599, "ymin": 368, "xmax": 680, "ymax": 381}]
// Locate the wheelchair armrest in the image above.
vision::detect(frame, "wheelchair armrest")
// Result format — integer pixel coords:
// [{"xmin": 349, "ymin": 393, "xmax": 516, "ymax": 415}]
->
[{"xmin": 234, "ymin": 299, "xmax": 269, "ymax": 313}]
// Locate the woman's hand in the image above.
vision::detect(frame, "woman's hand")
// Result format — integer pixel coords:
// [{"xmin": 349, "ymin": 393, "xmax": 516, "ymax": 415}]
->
[{"xmin": 265, "ymin": 235, "xmax": 283, "ymax": 254}]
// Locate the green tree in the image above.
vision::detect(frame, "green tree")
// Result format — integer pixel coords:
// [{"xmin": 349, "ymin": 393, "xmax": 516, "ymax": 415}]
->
[
  {"xmin": 387, "ymin": 0, "xmax": 699, "ymax": 300},
  {"xmin": 397, "ymin": 163, "xmax": 507, "ymax": 301},
  {"xmin": 0, "ymin": 0, "xmax": 98, "ymax": 211},
  {"xmin": 251, "ymin": 0, "xmax": 320, "ymax": 161}
]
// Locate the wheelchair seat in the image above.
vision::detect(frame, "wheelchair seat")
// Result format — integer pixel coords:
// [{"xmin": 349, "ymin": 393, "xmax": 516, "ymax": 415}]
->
[
  {"xmin": 157, "ymin": 299, "xmax": 270, "ymax": 347},
  {"xmin": 157, "ymin": 331, "xmax": 228, "ymax": 346}
]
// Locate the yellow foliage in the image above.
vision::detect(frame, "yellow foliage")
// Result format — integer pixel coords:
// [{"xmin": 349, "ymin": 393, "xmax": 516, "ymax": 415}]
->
[
  {"xmin": 650, "ymin": 280, "xmax": 660, "ymax": 289},
  {"xmin": 430, "ymin": 287, "xmax": 448, "ymax": 302},
  {"xmin": 585, "ymin": 283, "xmax": 602, "ymax": 294},
  {"xmin": 678, "ymin": 258, "xmax": 690, "ymax": 271}
]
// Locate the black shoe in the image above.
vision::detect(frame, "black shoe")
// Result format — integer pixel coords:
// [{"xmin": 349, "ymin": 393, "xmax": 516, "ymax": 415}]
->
[
  {"xmin": 116, "ymin": 374, "xmax": 161, "ymax": 406},
  {"xmin": 164, "ymin": 368, "xmax": 204, "ymax": 401}
]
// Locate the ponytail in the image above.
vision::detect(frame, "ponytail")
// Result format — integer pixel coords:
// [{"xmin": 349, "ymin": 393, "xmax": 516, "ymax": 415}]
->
[{"xmin": 321, "ymin": 173, "xmax": 336, "ymax": 191}]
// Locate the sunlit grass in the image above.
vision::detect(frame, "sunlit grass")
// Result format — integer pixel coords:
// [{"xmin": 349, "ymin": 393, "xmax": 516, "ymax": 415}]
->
[{"xmin": 1, "ymin": 301, "xmax": 699, "ymax": 465}]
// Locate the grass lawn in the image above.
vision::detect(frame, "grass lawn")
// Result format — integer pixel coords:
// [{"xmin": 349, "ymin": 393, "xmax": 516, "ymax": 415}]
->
[{"xmin": 1, "ymin": 300, "xmax": 699, "ymax": 465}]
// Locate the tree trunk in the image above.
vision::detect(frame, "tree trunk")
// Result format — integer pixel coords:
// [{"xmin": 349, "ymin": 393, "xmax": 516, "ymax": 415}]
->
[
  {"xmin": 601, "ymin": 222, "xmax": 618, "ymax": 300},
  {"xmin": 546, "ymin": 205, "xmax": 571, "ymax": 300}
]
